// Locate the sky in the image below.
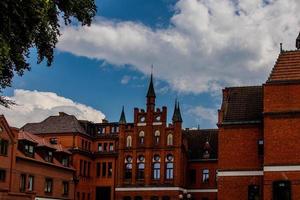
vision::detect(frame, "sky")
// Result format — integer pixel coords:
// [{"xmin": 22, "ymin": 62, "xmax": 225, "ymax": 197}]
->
[{"xmin": 1, "ymin": 0, "xmax": 300, "ymax": 128}]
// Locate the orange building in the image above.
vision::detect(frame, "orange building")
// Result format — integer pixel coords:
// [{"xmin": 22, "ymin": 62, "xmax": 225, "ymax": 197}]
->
[{"xmin": 0, "ymin": 115, "xmax": 75, "ymax": 200}]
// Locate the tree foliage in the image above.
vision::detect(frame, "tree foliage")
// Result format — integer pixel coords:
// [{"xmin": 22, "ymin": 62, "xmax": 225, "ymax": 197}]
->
[{"xmin": 0, "ymin": 0, "xmax": 96, "ymax": 106}]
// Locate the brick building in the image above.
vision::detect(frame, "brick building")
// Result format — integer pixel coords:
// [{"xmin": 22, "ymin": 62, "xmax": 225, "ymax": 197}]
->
[
  {"xmin": 2, "ymin": 32, "xmax": 300, "ymax": 200},
  {"xmin": 0, "ymin": 115, "xmax": 75, "ymax": 200},
  {"xmin": 217, "ymin": 34, "xmax": 300, "ymax": 200}
]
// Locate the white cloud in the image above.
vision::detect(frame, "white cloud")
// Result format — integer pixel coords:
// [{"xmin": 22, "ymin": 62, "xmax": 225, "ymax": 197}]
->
[
  {"xmin": 121, "ymin": 75, "xmax": 131, "ymax": 84},
  {"xmin": 0, "ymin": 89, "xmax": 105, "ymax": 128},
  {"xmin": 187, "ymin": 106, "xmax": 218, "ymax": 127},
  {"xmin": 57, "ymin": 0, "xmax": 300, "ymax": 95}
]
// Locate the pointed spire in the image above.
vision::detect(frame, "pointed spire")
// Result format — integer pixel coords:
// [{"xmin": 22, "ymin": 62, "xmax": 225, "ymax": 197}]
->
[
  {"xmin": 146, "ymin": 71, "xmax": 156, "ymax": 98},
  {"xmin": 296, "ymin": 32, "xmax": 300, "ymax": 50},
  {"xmin": 119, "ymin": 106, "xmax": 126, "ymax": 124},
  {"xmin": 172, "ymin": 99, "xmax": 183, "ymax": 123}
]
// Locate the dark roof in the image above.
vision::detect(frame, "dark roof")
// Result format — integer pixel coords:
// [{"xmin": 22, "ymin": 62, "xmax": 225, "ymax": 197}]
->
[
  {"xmin": 267, "ymin": 50, "xmax": 300, "ymax": 82},
  {"xmin": 172, "ymin": 100, "xmax": 183, "ymax": 123},
  {"xmin": 119, "ymin": 106, "xmax": 127, "ymax": 124},
  {"xmin": 222, "ymin": 86, "xmax": 263, "ymax": 123},
  {"xmin": 21, "ymin": 112, "xmax": 86, "ymax": 134},
  {"xmin": 183, "ymin": 129, "xmax": 218, "ymax": 160},
  {"xmin": 146, "ymin": 74, "xmax": 156, "ymax": 98}
]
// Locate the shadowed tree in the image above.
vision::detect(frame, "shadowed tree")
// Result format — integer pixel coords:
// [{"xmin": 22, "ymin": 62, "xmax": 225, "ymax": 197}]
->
[{"xmin": 0, "ymin": 0, "xmax": 97, "ymax": 106}]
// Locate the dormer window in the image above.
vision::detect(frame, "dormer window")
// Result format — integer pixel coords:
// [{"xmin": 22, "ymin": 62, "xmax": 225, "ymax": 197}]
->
[
  {"xmin": 45, "ymin": 151, "xmax": 53, "ymax": 162},
  {"xmin": 24, "ymin": 143, "xmax": 34, "ymax": 157},
  {"xmin": 62, "ymin": 156, "xmax": 69, "ymax": 167}
]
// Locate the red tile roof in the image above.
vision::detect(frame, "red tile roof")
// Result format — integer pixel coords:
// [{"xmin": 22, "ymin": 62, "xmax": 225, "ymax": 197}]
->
[{"xmin": 267, "ymin": 50, "xmax": 300, "ymax": 82}]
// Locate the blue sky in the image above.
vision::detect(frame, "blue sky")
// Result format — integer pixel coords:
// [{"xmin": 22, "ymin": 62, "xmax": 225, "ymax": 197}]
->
[{"xmin": 2, "ymin": 0, "xmax": 300, "ymax": 128}]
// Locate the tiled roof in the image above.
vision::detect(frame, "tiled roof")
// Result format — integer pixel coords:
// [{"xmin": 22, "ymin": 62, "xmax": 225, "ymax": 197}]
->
[
  {"xmin": 267, "ymin": 50, "xmax": 300, "ymax": 82},
  {"xmin": 21, "ymin": 112, "xmax": 86, "ymax": 134},
  {"xmin": 222, "ymin": 86, "xmax": 263, "ymax": 123},
  {"xmin": 183, "ymin": 129, "xmax": 218, "ymax": 160}
]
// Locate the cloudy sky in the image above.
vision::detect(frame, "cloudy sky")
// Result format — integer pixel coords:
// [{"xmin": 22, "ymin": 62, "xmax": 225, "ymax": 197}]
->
[{"xmin": 1, "ymin": 0, "xmax": 300, "ymax": 128}]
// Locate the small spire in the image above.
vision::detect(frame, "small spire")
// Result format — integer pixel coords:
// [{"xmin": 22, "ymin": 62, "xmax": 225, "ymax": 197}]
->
[
  {"xmin": 146, "ymin": 69, "xmax": 156, "ymax": 98},
  {"xmin": 280, "ymin": 43, "xmax": 283, "ymax": 53},
  {"xmin": 172, "ymin": 99, "xmax": 183, "ymax": 123},
  {"xmin": 119, "ymin": 106, "xmax": 126, "ymax": 124},
  {"xmin": 296, "ymin": 32, "xmax": 300, "ymax": 50}
]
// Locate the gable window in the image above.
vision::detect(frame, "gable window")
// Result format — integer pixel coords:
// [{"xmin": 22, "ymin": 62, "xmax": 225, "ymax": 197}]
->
[
  {"xmin": 167, "ymin": 134, "xmax": 173, "ymax": 146},
  {"xmin": 139, "ymin": 131, "xmax": 145, "ymax": 145},
  {"xmin": 152, "ymin": 155, "xmax": 160, "ymax": 180},
  {"xmin": 202, "ymin": 169, "xmax": 209, "ymax": 183},
  {"xmin": 44, "ymin": 178, "xmax": 53, "ymax": 194},
  {"xmin": 137, "ymin": 155, "xmax": 145, "ymax": 180},
  {"xmin": 20, "ymin": 174, "xmax": 26, "ymax": 192},
  {"xmin": 273, "ymin": 181, "xmax": 291, "ymax": 200},
  {"xmin": 154, "ymin": 130, "xmax": 160, "ymax": 144},
  {"xmin": 166, "ymin": 154, "xmax": 174, "ymax": 180},
  {"xmin": 248, "ymin": 185, "xmax": 260, "ymax": 200},
  {"xmin": 126, "ymin": 136, "xmax": 132, "ymax": 148},
  {"xmin": 125, "ymin": 156, "xmax": 133, "ymax": 179},
  {"xmin": 0, "ymin": 139, "xmax": 8, "ymax": 156},
  {"xmin": 62, "ymin": 181, "xmax": 69, "ymax": 196},
  {"xmin": 0, "ymin": 170, "xmax": 5, "ymax": 182},
  {"xmin": 28, "ymin": 175, "xmax": 34, "ymax": 191},
  {"xmin": 62, "ymin": 156, "xmax": 69, "ymax": 167},
  {"xmin": 45, "ymin": 151, "xmax": 53, "ymax": 162}
]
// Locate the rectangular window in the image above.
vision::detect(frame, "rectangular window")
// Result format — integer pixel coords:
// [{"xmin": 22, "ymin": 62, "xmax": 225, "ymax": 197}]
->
[
  {"xmin": 20, "ymin": 174, "xmax": 26, "ymax": 192},
  {"xmin": 0, "ymin": 170, "xmax": 6, "ymax": 182},
  {"xmin": 24, "ymin": 143, "xmax": 34, "ymax": 157},
  {"xmin": 88, "ymin": 142, "xmax": 91, "ymax": 151},
  {"xmin": 258, "ymin": 140, "xmax": 264, "ymax": 156},
  {"xmin": 108, "ymin": 162, "xmax": 112, "ymax": 177},
  {"xmin": 109, "ymin": 143, "xmax": 114, "ymax": 151},
  {"xmin": 81, "ymin": 140, "xmax": 84, "ymax": 149},
  {"xmin": 202, "ymin": 169, "xmax": 209, "ymax": 183},
  {"xmin": 63, "ymin": 181, "xmax": 69, "ymax": 196},
  {"xmin": 102, "ymin": 162, "xmax": 107, "ymax": 177},
  {"xmin": 77, "ymin": 192, "xmax": 80, "ymax": 200},
  {"xmin": 273, "ymin": 181, "xmax": 291, "ymax": 200},
  {"xmin": 0, "ymin": 139, "xmax": 8, "ymax": 156},
  {"xmin": 96, "ymin": 162, "xmax": 101, "ymax": 177},
  {"xmin": 28, "ymin": 175, "xmax": 34, "ymax": 191},
  {"xmin": 189, "ymin": 169, "xmax": 196, "ymax": 184},
  {"xmin": 248, "ymin": 185, "xmax": 260, "ymax": 200},
  {"xmin": 87, "ymin": 162, "xmax": 91, "ymax": 177},
  {"xmin": 83, "ymin": 161, "xmax": 87, "ymax": 177},
  {"xmin": 44, "ymin": 178, "xmax": 53, "ymax": 193},
  {"xmin": 82, "ymin": 192, "xmax": 85, "ymax": 200},
  {"xmin": 88, "ymin": 193, "xmax": 91, "ymax": 200},
  {"xmin": 80, "ymin": 160, "xmax": 83, "ymax": 175},
  {"xmin": 45, "ymin": 151, "xmax": 53, "ymax": 162},
  {"xmin": 98, "ymin": 143, "xmax": 102, "ymax": 152}
]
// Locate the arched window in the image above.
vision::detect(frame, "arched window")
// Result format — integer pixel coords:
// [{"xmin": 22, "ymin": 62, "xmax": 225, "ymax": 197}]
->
[
  {"xmin": 126, "ymin": 136, "xmax": 132, "ymax": 148},
  {"xmin": 152, "ymin": 155, "xmax": 160, "ymax": 180},
  {"xmin": 137, "ymin": 155, "xmax": 145, "ymax": 179},
  {"xmin": 154, "ymin": 130, "xmax": 160, "ymax": 144},
  {"xmin": 139, "ymin": 131, "xmax": 145, "ymax": 145},
  {"xmin": 125, "ymin": 156, "xmax": 132, "ymax": 179},
  {"xmin": 167, "ymin": 134, "xmax": 173, "ymax": 146},
  {"xmin": 166, "ymin": 154, "xmax": 174, "ymax": 180}
]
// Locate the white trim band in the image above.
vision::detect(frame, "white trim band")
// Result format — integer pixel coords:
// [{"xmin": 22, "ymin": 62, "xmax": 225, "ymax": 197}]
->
[
  {"xmin": 188, "ymin": 189, "xmax": 218, "ymax": 193},
  {"xmin": 115, "ymin": 187, "xmax": 218, "ymax": 193},
  {"xmin": 153, "ymin": 122, "xmax": 162, "ymax": 125},
  {"xmin": 137, "ymin": 123, "xmax": 146, "ymax": 126},
  {"xmin": 218, "ymin": 171, "xmax": 263, "ymax": 177},
  {"xmin": 116, "ymin": 187, "xmax": 183, "ymax": 192},
  {"xmin": 264, "ymin": 165, "xmax": 300, "ymax": 172}
]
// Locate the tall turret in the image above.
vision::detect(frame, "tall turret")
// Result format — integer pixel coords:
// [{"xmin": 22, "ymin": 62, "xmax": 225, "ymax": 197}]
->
[{"xmin": 119, "ymin": 106, "xmax": 127, "ymax": 125}]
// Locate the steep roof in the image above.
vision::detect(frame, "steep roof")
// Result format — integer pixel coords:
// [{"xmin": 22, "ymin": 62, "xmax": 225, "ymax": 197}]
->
[
  {"xmin": 267, "ymin": 50, "xmax": 300, "ymax": 82},
  {"xmin": 21, "ymin": 112, "xmax": 86, "ymax": 135},
  {"xmin": 146, "ymin": 74, "xmax": 156, "ymax": 98},
  {"xmin": 222, "ymin": 86, "xmax": 263, "ymax": 123},
  {"xmin": 183, "ymin": 129, "xmax": 218, "ymax": 160}
]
